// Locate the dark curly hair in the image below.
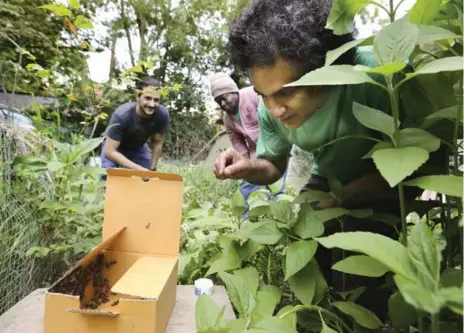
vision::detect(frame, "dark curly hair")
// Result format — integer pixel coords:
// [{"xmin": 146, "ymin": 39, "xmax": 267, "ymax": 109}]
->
[{"xmin": 228, "ymin": 0, "xmax": 356, "ymax": 72}]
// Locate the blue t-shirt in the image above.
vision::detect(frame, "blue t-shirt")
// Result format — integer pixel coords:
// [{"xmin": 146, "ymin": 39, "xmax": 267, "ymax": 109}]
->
[{"xmin": 105, "ymin": 102, "xmax": 170, "ymax": 149}]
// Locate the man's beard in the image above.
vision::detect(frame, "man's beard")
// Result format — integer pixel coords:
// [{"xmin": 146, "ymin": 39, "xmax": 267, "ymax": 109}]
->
[{"xmin": 140, "ymin": 105, "xmax": 157, "ymax": 117}]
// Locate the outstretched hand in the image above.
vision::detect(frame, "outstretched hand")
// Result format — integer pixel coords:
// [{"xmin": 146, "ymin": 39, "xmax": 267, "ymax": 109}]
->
[{"xmin": 214, "ymin": 148, "xmax": 252, "ymax": 180}]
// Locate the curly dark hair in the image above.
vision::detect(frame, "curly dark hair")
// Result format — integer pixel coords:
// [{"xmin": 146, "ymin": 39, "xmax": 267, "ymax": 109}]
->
[{"xmin": 228, "ymin": 0, "xmax": 356, "ymax": 72}]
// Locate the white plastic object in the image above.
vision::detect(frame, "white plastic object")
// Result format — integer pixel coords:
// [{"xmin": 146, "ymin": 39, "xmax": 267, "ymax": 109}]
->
[{"xmin": 194, "ymin": 278, "xmax": 213, "ymax": 296}]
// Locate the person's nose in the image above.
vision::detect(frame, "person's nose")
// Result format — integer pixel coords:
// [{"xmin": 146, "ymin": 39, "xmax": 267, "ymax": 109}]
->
[
  {"xmin": 266, "ymin": 98, "xmax": 286, "ymax": 119},
  {"xmin": 220, "ymin": 100, "xmax": 227, "ymax": 108},
  {"xmin": 147, "ymin": 99, "xmax": 156, "ymax": 108}
]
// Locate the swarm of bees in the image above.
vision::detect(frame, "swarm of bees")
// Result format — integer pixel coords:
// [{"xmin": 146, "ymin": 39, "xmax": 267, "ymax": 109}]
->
[{"xmin": 50, "ymin": 253, "xmax": 118, "ymax": 310}]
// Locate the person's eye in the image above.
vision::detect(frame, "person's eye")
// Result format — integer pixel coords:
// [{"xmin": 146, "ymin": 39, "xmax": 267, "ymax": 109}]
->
[{"xmin": 276, "ymin": 87, "xmax": 297, "ymax": 98}]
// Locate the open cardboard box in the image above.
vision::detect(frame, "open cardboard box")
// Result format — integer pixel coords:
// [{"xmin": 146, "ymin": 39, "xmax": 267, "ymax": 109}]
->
[{"xmin": 43, "ymin": 168, "xmax": 184, "ymax": 333}]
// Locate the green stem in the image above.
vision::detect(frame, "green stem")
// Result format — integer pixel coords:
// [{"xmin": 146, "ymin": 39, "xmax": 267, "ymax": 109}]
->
[
  {"xmin": 417, "ymin": 314, "xmax": 424, "ymax": 332},
  {"xmin": 456, "ymin": 78, "xmax": 463, "ymax": 267},
  {"xmin": 431, "ymin": 313, "xmax": 440, "ymax": 333},
  {"xmin": 393, "ymin": 0, "xmax": 408, "ymax": 16},
  {"xmin": 371, "ymin": 1, "xmax": 392, "ymax": 20},
  {"xmin": 285, "ymin": 233, "xmax": 302, "ymax": 241},
  {"xmin": 388, "ymin": 0, "xmax": 395, "ymax": 22},
  {"xmin": 388, "ymin": 80, "xmax": 408, "ymax": 245}
]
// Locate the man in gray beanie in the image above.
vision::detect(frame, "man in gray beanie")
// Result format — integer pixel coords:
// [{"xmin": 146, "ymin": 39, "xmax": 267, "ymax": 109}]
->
[{"xmin": 209, "ymin": 72, "xmax": 286, "ymax": 217}]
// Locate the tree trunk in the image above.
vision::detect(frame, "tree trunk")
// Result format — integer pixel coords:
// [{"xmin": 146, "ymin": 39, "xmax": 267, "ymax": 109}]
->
[
  {"xmin": 109, "ymin": 32, "xmax": 118, "ymax": 79},
  {"xmin": 119, "ymin": 0, "xmax": 136, "ymax": 67},
  {"xmin": 136, "ymin": 13, "xmax": 148, "ymax": 62}
]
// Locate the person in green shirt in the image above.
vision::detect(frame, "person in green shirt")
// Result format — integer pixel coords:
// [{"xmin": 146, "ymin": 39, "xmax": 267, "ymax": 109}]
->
[{"xmin": 213, "ymin": 0, "xmax": 422, "ymax": 321}]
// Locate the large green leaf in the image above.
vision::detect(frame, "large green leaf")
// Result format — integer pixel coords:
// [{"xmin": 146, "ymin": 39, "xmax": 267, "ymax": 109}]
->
[
  {"xmin": 234, "ymin": 267, "xmax": 260, "ymax": 297},
  {"xmin": 218, "ymin": 271, "xmax": 256, "ymax": 319},
  {"xmin": 70, "ymin": 0, "xmax": 80, "ymax": 9},
  {"xmin": 409, "ymin": 0, "xmax": 442, "ymax": 24},
  {"xmin": 388, "ymin": 292, "xmax": 417, "ymax": 332},
  {"xmin": 393, "ymin": 275, "xmax": 444, "ymax": 314},
  {"xmin": 404, "ymin": 175, "xmax": 463, "ymax": 197},
  {"xmin": 196, "ymin": 294, "xmax": 226, "ymax": 332},
  {"xmin": 332, "ymin": 301, "xmax": 382, "ymax": 329},
  {"xmin": 408, "ymin": 221, "xmax": 440, "ymax": 290},
  {"xmin": 406, "ymin": 57, "xmax": 464, "ymax": 80},
  {"xmin": 316, "ymin": 232, "xmax": 412, "ymax": 277},
  {"xmin": 231, "ymin": 189, "xmax": 246, "ymax": 217},
  {"xmin": 293, "ymin": 190, "xmax": 332, "ymax": 204},
  {"xmin": 252, "ymin": 285, "xmax": 281, "ymax": 323},
  {"xmin": 398, "ymin": 128, "xmax": 441, "ymax": 152},
  {"xmin": 417, "ymin": 25, "xmax": 462, "ymax": 44},
  {"xmin": 440, "ymin": 287, "xmax": 463, "ymax": 315},
  {"xmin": 319, "ymin": 312, "xmax": 338, "ymax": 333},
  {"xmin": 374, "ymin": 18, "xmax": 419, "ymax": 64},
  {"xmin": 286, "ymin": 65, "xmax": 376, "ymax": 87},
  {"xmin": 69, "ymin": 137, "xmax": 104, "ymax": 163},
  {"xmin": 372, "ymin": 147, "xmax": 429, "ymax": 187},
  {"xmin": 206, "ymin": 236, "xmax": 240, "ymax": 276},
  {"xmin": 231, "ymin": 221, "xmax": 283, "ymax": 245},
  {"xmin": 288, "ymin": 261, "xmax": 318, "ymax": 306},
  {"xmin": 362, "ymin": 141, "xmax": 394, "ymax": 159},
  {"xmin": 425, "ymin": 105, "xmax": 462, "ymax": 122},
  {"xmin": 294, "ymin": 205, "xmax": 323, "ymax": 239},
  {"xmin": 47, "ymin": 161, "xmax": 67, "ymax": 172},
  {"xmin": 74, "ymin": 15, "xmax": 94, "ymax": 29},
  {"xmin": 332, "ymin": 255, "xmax": 389, "ymax": 277},
  {"xmin": 39, "ymin": 4, "xmax": 72, "ymax": 16},
  {"xmin": 355, "ymin": 62, "xmax": 406, "ymax": 76},
  {"xmin": 269, "ymin": 201, "xmax": 296, "ymax": 223},
  {"xmin": 325, "ymin": 0, "xmax": 372, "ymax": 35},
  {"xmin": 440, "ymin": 268, "xmax": 463, "ymax": 288},
  {"xmin": 325, "ymin": 36, "xmax": 374, "ymax": 66},
  {"xmin": 353, "ymin": 102, "xmax": 395, "ymax": 140},
  {"xmin": 285, "ymin": 240, "xmax": 318, "ymax": 280},
  {"xmin": 247, "ymin": 316, "xmax": 298, "ymax": 333},
  {"xmin": 276, "ymin": 306, "xmax": 298, "ymax": 330}
]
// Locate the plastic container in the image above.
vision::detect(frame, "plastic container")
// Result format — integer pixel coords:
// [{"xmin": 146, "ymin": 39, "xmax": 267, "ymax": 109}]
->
[{"xmin": 194, "ymin": 278, "xmax": 213, "ymax": 296}]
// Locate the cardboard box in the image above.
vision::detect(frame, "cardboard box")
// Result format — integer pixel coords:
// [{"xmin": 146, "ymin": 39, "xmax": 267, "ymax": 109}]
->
[{"xmin": 43, "ymin": 169, "xmax": 184, "ymax": 333}]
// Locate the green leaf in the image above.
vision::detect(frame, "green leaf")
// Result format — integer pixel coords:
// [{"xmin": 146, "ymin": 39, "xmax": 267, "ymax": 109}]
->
[
  {"xmin": 388, "ymin": 292, "xmax": 417, "ymax": 331},
  {"xmin": 440, "ymin": 287, "xmax": 463, "ymax": 315},
  {"xmin": 206, "ymin": 236, "xmax": 240, "ymax": 276},
  {"xmin": 325, "ymin": 0, "xmax": 373, "ymax": 35},
  {"xmin": 231, "ymin": 190, "xmax": 246, "ymax": 217},
  {"xmin": 293, "ymin": 190, "xmax": 332, "ymax": 204},
  {"xmin": 332, "ymin": 255, "xmax": 389, "ymax": 277},
  {"xmin": 69, "ymin": 0, "xmax": 80, "ymax": 9},
  {"xmin": 226, "ymin": 319, "xmax": 246, "ymax": 333},
  {"xmin": 372, "ymin": 147, "xmax": 429, "ymax": 187},
  {"xmin": 316, "ymin": 232, "xmax": 411, "ymax": 277},
  {"xmin": 276, "ymin": 306, "xmax": 298, "ymax": 330},
  {"xmin": 39, "ymin": 4, "xmax": 72, "ymax": 16},
  {"xmin": 398, "ymin": 128, "xmax": 441, "ymax": 152},
  {"xmin": 288, "ymin": 261, "xmax": 319, "ymax": 306},
  {"xmin": 238, "ymin": 240, "xmax": 260, "ymax": 262},
  {"xmin": 325, "ymin": 36, "xmax": 374, "ymax": 66},
  {"xmin": 234, "ymin": 267, "xmax": 260, "ymax": 297},
  {"xmin": 406, "ymin": 57, "xmax": 464, "ymax": 80},
  {"xmin": 408, "ymin": 221, "xmax": 441, "ymax": 290},
  {"xmin": 196, "ymin": 294, "xmax": 226, "ymax": 332},
  {"xmin": 425, "ymin": 105, "xmax": 462, "ymax": 122},
  {"xmin": 69, "ymin": 137, "xmax": 104, "ymax": 163},
  {"xmin": 286, "ymin": 65, "xmax": 376, "ymax": 87},
  {"xmin": 404, "ymin": 175, "xmax": 463, "ymax": 197},
  {"xmin": 36, "ymin": 69, "xmax": 50, "ymax": 78},
  {"xmin": 440, "ymin": 268, "xmax": 463, "ymax": 288},
  {"xmin": 218, "ymin": 271, "xmax": 256, "ymax": 319},
  {"xmin": 285, "ymin": 240, "xmax": 318, "ymax": 280},
  {"xmin": 47, "ymin": 161, "xmax": 66, "ymax": 172},
  {"xmin": 362, "ymin": 141, "xmax": 394, "ymax": 159},
  {"xmin": 269, "ymin": 201, "xmax": 295, "ymax": 223},
  {"xmin": 393, "ymin": 275, "xmax": 444, "ymax": 313},
  {"xmin": 320, "ymin": 313, "xmax": 338, "ymax": 333},
  {"xmin": 253, "ymin": 285, "xmax": 281, "ymax": 321},
  {"xmin": 74, "ymin": 15, "xmax": 93, "ymax": 29},
  {"xmin": 348, "ymin": 209, "xmax": 373, "ymax": 219},
  {"xmin": 249, "ymin": 316, "xmax": 298, "ymax": 333},
  {"xmin": 294, "ymin": 205, "xmax": 324, "ymax": 239},
  {"xmin": 353, "ymin": 102, "xmax": 395, "ymax": 140},
  {"xmin": 417, "ymin": 25, "xmax": 462, "ymax": 44},
  {"xmin": 333, "ymin": 301, "xmax": 382, "ymax": 329},
  {"xmin": 355, "ymin": 62, "xmax": 406, "ymax": 76},
  {"xmin": 409, "ymin": 0, "xmax": 442, "ymax": 24},
  {"xmin": 231, "ymin": 221, "xmax": 283, "ymax": 245},
  {"xmin": 40, "ymin": 200, "xmax": 66, "ymax": 211},
  {"xmin": 374, "ymin": 18, "xmax": 419, "ymax": 64}
]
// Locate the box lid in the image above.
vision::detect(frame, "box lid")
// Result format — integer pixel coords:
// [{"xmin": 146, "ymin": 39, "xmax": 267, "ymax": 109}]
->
[{"xmin": 102, "ymin": 169, "xmax": 184, "ymax": 256}]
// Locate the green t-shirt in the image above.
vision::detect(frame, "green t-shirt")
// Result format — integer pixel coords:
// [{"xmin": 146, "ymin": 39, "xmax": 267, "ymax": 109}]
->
[
  {"xmin": 256, "ymin": 48, "xmax": 391, "ymax": 184},
  {"xmin": 234, "ymin": 111, "xmax": 241, "ymax": 124}
]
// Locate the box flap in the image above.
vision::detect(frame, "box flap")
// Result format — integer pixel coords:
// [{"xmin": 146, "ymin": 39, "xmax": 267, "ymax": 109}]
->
[
  {"xmin": 67, "ymin": 308, "xmax": 119, "ymax": 317},
  {"xmin": 102, "ymin": 169, "xmax": 183, "ymax": 256},
  {"xmin": 111, "ymin": 256, "xmax": 178, "ymax": 299},
  {"xmin": 49, "ymin": 227, "xmax": 126, "ymax": 291}
]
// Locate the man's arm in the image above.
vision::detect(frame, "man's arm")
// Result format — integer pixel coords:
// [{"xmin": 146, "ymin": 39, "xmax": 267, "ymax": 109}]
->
[
  {"xmin": 104, "ymin": 137, "xmax": 148, "ymax": 171},
  {"xmin": 149, "ymin": 133, "xmax": 165, "ymax": 170}
]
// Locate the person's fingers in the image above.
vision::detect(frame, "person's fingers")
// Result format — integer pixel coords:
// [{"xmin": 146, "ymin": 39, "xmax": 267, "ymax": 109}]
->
[{"xmin": 224, "ymin": 159, "xmax": 249, "ymax": 179}]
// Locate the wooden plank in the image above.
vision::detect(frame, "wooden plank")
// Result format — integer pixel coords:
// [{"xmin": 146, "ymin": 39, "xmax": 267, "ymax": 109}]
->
[{"xmin": 0, "ymin": 286, "xmax": 235, "ymax": 333}]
